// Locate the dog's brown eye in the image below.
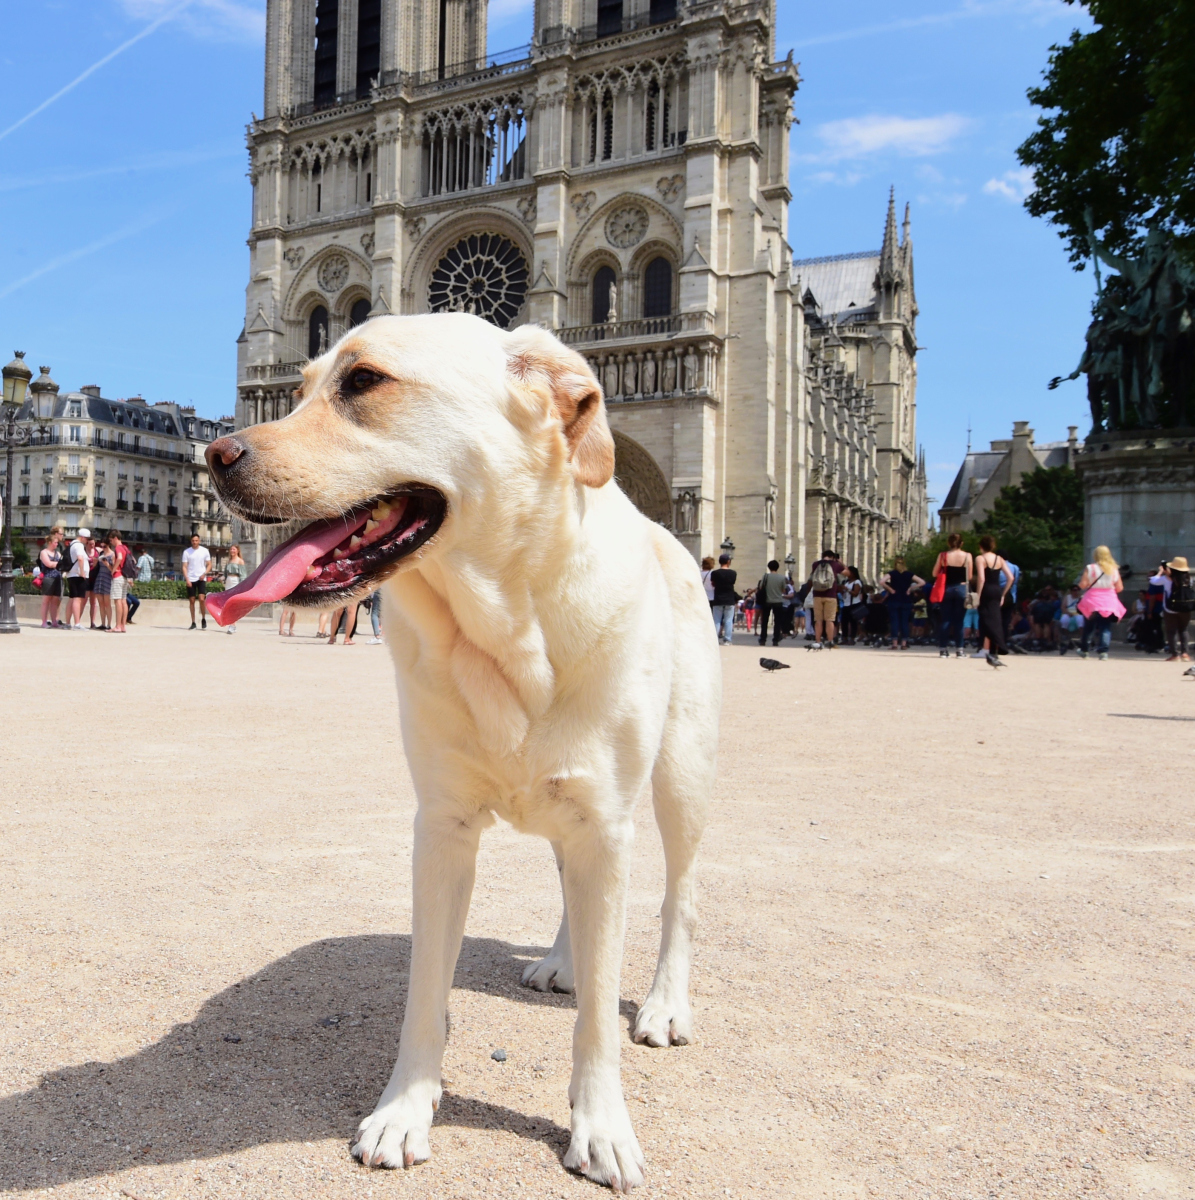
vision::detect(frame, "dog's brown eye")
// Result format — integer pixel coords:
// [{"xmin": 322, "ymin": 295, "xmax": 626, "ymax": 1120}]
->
[{"xmin": 347, "ymin": 368, "xmax": 380, "ymax": 393}]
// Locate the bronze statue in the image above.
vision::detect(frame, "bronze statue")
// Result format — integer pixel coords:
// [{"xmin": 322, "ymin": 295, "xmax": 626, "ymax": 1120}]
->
[{"xmin": 1052, "ymin": 224, "xmax": 1195, "ymax": 430}]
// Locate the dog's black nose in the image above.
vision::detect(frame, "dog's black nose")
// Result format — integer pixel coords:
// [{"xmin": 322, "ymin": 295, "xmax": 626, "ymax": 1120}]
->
[{"xmin": 206, "ymin": 436, "xmax": 246, "ymax": 476}]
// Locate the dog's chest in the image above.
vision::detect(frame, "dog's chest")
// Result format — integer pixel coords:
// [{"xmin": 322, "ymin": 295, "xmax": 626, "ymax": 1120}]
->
[{"xmin": 487, "ymin": 772, "xmax": 579, "ymax": 839}]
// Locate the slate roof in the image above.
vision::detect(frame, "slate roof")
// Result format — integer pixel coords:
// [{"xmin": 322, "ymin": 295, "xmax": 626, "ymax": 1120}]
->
[{"xmin": 792, "ymin": 250, "xmax": 881, "ymax": 320}]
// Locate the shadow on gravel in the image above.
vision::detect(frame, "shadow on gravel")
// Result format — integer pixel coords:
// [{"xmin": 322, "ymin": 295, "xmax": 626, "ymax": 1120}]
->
[{"xmin": 0, "ymin": 934, "xmax": 592, "ymax": 1192}]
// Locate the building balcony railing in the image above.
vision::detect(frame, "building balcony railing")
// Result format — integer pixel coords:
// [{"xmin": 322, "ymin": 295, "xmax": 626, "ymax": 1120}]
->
[
  {"xmin": 167, "ymin": 505, "xmax": 178, "ymax": 516},
  {"xmin": 148, "ymin": 503, "xmax": 160, "ymax": 514},
  {"xmin": 116, "ymin": 499, "xmax": 129, "ymax": 511},
  {"xmin": 132, "ymin": 501, "xmax": 145, "ymax": 512},
  {"xmin": 42, "ymin": 466, "xmax": 54, "ymax": 474},
  {"xmin": 17, "ymin": 496, "xmax": 30, "ymax": 506},
  {"xmin": 19, "ymin": 467, "xmax": 29, "ymax": 475},
  {"xmin": 61, "ymin": 468, "xmax": 86, "ymax": 479},
  {"xmin": 558, "ymin": 311, "xmax": 716, "ymax": 346},
  {"xmin": 58, "ymin": 494, "xmax": 86, "ymax": 508},
  {"xmin": 90, "ymin": 433, "xmax": 186, "ymax": 462},
  {"xmin": 93, "ymin": 498, "xmax": 107, "ymax": 509},
  {"xmin": 244, "ymin": 360, "xmax": 306, "ymax": 382},
  {"xmin": 377, "ymin": 43, "xmax": 532, "ymax": 95},
  {"xmin": 93, "ymin": 469, "xmax": 105, "ymax": 479},
  {"xmin": 538, "ymin": 3, "xmax": 684, "ymax": 48},
  {"xmin": 39, "ymin": 496, "xmax": 52, "ymax": 506}
]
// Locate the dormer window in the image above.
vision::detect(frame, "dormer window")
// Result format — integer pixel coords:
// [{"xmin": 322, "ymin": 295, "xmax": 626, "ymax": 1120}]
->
[{"xmin": 69, "ymin": 402, "xmax": 82, "ymax": 418}]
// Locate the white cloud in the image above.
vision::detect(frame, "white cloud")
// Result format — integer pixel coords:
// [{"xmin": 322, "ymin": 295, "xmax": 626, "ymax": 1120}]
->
[
  {"xmin": 120, "ymin": 0, "xmax": 264, "ymax": 41},
  {"xmin": 804, "ymin": 113, "xmax": 972, "ymax": 163},
  {"xmin": 983, "ymin": 167, "xmax": 1035, "ymax": 201}
]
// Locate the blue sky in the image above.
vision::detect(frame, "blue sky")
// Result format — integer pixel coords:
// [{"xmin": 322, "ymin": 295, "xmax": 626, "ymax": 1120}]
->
[{"xmin": 0, "ymin": 0, "xmax": 1096, "ymax": 515}]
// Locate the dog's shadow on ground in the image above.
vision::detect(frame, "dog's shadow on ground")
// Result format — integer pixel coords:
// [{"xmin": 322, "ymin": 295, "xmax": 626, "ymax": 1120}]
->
[{"xmin": 0, "ymin": 934, "xmax": 636, "ymax": 1193}]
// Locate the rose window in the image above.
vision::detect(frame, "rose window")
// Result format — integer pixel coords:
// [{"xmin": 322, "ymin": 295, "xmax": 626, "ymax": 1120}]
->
[{"xmin": 428, "ymin": 233, "xmax": 529, "ymax": 329}]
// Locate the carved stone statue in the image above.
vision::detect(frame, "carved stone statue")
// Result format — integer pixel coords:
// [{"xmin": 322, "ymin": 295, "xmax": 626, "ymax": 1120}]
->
[
  {"xmin": 683, "ymin": 347, "xmax": 699, "ymax": 392},
  {"xmin": 675, "ymin": 489, "xmax": 698, "ymax": 534},
  {"xmin": 642, "ymin": 355, "xmax": 657, "ymax": 396},
  {"xmin": 662, "ymin": 354, "xmax": 677, "ymax": 394},
  {"xmin": 1054, "ymin": 224, "xmax": 1195, "ymax": 430},
  {"xmin": 623, "ymin": 356, "xmax": 637, "ymax": 396},
  {"xmin": 607, "ymin": 281, "xmax": 618, "ymax": 324},
  {"xmin": 603, "ymin": 358, "xmax": 619, "ymax": 399}
]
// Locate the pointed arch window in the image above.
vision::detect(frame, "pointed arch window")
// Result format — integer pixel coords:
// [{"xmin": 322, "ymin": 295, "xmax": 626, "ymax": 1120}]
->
[
  {"xmin": 313, "ymin": 0, "xmax": 339, "ymax": 109},
  {"xmin": 597, "ymin": 0, "xmax": 623, "ymax": 37},
  {"xmin": 592, "ymin": 266, "xmax": 617, "ymax": 325},
  {"xmin": 308, "ymin": 306, "xmax": 330, "ymax": 358},
  {"xmin": 349, "ymin": 298, "xmax": 372, "ymax": 328},
  {"xmin": 643, "ymin": 257, "xmax": 673, "ymax": 318}
]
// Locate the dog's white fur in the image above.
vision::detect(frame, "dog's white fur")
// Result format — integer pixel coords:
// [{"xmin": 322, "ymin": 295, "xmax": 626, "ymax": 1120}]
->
[{"xmin": 220, "ymin": 314, "xmax": 720, "ymax": 1190}]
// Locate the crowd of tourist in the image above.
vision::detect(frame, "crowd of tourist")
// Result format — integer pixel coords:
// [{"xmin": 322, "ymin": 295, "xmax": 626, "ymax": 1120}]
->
[
  {"xmin": 32, "ymin": 525, "xmax": 152, "ymax": 632},
  {"xmin": 24, "ymin": 525, "xmax": 1192, "ymax": 661},
  {"xmin": 700, "ymin": 538, "xmax": 1193, "ymax": 664}
]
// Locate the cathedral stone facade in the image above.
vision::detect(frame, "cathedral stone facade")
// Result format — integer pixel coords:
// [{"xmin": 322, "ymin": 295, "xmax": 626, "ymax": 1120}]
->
[{"xmin": 235, "ymin": 0, "xmax": 927, "ymax": 576}]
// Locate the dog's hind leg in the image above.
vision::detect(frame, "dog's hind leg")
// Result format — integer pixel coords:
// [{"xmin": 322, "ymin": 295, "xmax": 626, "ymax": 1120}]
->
[
  {"xmin": 521, "ymin": 840, "xmax": 575, "ymax": 993},
  {"xmin": 633, "ymin": 716, "xmax": 714, "ymax": 1048}
]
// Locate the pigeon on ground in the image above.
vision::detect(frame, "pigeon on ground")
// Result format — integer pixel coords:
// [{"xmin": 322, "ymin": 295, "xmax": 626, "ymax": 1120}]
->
[
  {"xmin": 986, "ymin": 653, "xmax": 1006, "ymax": 669},
  {"xmin": 760, "ymin": 657, "xmax": 791, "ymax": 671},
  {"xmin": 1183, "ymin": 665, "xmax": 1195, "ymax": 678},
  {"xmin": 806, "ymin": 641, "xmax": 823, "ymax": 652}
]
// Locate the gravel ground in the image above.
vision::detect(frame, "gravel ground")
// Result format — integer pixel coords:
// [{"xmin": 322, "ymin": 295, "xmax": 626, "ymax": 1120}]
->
[{"xmin": 2, "ymin": 617, "xmax": 1193, "ymax": 1200}]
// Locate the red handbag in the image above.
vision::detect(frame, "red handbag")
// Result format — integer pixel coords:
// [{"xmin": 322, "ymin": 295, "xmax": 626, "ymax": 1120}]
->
[{"xmin": 929, "ymin": 555, "xmax": 947, "ymax": 604}]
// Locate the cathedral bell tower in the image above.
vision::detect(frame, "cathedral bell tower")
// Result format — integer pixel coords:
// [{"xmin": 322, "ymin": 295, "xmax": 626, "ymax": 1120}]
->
[{"xmin": 237, "ymin": 0, "xmax": 803, "ymax": 573}]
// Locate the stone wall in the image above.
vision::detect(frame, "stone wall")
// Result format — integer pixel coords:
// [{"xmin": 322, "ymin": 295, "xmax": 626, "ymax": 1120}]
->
[{"xmin": 1075, "ymin": 431, "xmax": 1195, "ymax": 578}]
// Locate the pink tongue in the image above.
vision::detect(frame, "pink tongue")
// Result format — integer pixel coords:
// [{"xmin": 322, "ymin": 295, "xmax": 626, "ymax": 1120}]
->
[{"xmin": 206, "ymin": 511, "xmax": 366, "ymax": 626}]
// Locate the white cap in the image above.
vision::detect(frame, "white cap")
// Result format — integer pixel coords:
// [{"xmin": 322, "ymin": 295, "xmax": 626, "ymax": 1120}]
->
[{"xmin": 77, "ymin": 528, "xmax": 91, "ymax": 538}]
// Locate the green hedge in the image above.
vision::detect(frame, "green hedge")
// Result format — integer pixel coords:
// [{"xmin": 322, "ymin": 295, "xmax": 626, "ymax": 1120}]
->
[{"xmin": 13, "ymin": 576, "xmax": 224, "ymax": 598}]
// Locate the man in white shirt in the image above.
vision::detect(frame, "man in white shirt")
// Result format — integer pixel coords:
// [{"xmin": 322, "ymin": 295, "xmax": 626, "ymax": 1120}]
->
[
  {"xmin": 136, "ymin": 549, "xmax": 154, "ymax": 582},
  {"xmin": 66, "ymin": 527, "xmax": 91, "ymax": 629},
  {"xmin": 181, "ymin": 534, "xmax": 211, "ymax": 630}
]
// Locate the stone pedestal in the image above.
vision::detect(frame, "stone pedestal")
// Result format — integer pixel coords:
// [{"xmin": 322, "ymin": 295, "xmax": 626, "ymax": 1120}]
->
[{"xmin": 1074, "ymin": 431, "xmax": 1195, "ymax": 579}]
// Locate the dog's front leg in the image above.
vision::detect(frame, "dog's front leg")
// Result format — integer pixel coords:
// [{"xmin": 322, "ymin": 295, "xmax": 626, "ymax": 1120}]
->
[
  {"xmin": 560, "ymin": 816, "xmax": 645, "ymax": 1191},
  {"xmin": 352, "ymin": 807, "xmax": 481, "ymax": 1170}
]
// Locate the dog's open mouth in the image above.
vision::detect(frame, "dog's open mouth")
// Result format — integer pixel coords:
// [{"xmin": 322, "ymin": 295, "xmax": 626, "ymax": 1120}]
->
[{"xmin": 206, "ymin": 488, "xmax": 445, "ymax": 626}]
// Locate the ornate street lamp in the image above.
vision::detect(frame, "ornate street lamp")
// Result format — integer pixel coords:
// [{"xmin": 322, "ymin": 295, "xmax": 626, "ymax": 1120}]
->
[
  {"xmin": 1, "ymin": 352, "xmax": 35, "ymax": 633},
  {"xmin": 720, "ymin": 537, "xmax": 735, "ymax": 560},
  {"xmin": 784, "ymin": 551, "xmax": 795, "ymax": 579}
]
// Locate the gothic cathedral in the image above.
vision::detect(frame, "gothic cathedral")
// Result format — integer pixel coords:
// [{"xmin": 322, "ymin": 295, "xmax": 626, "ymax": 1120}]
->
[{"xmin": 236, "ymin": 0, "xmax": 928, "ymax": 575}]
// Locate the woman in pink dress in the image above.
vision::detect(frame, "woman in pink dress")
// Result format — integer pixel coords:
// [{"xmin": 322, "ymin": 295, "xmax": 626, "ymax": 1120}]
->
[{"xmin": 1077, "ymin": 545, "xmax": 1126, "ymax": 661}]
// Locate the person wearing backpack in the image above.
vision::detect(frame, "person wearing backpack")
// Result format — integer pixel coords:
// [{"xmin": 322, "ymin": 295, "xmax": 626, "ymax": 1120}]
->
[
  {"xmin": 808, "ymin": 548, "xmax": 844, "ymax": 647},
  {"xmin": 1161, "ymin": 556, "xmax": 1192, "ymax": 662}
]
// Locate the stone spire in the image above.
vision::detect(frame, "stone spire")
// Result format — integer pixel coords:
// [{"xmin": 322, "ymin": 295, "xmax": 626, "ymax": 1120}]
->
[{"xmin": 879, "ymin": 186, "xmax": 899, "ymax": 277}]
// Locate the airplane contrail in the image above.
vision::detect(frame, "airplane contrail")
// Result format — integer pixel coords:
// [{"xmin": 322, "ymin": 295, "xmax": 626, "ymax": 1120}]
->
[
  {"xmin": 0, "ymin": 212, "xmax": 166, "ymax": 301},
  {"xmin": 0, "ymin": 0, "xmax": 194, "ymax": 145}
]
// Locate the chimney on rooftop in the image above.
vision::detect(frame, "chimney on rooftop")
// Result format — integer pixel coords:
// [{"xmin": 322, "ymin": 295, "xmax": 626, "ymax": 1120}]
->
[{"xmin": 80, "ymin": 385, "xmax": 101, "ymax": 398}]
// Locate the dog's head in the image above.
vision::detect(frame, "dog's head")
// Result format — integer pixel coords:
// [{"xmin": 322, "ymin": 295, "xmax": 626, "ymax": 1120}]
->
[{"xmin": 204, "ymin": 314, "xmax": 613, "ymax": 625}]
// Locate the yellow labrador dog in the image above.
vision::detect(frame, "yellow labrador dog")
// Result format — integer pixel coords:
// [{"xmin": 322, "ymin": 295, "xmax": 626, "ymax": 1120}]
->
[{"xmin": 205, "ymin": 313, "xmax": 720, "ymax": 1191}]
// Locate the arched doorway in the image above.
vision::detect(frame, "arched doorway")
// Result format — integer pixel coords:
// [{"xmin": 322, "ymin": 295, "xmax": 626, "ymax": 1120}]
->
[{"xmin": 611, "ymin": 430, "xmax": 671, "ymax": 526}]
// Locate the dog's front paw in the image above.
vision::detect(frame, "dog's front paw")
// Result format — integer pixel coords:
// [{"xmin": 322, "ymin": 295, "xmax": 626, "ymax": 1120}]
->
[
  {"xmin": 565, "ymin": 1083, "xmax": 645, "ymax": 1191},
  {"xmin": 632, "ymin": 994, "xmax": 693, "ymax": 1047},
  {"xmin": 351, "ymin": 1085, "xmax": 439, "ymax": 1169},
  {"xmin": 521, "ymin": 952, "xmax": 575, "ymax": 994}
]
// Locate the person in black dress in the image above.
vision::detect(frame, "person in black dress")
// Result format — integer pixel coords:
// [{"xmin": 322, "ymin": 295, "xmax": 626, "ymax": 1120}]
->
[
  {"xmin": 975, "ymin": 534, "xmax": 1012, "ymax": 660},
  {"xmin": 932, "ymin": 533, "xmax": 973, "ymax": 658}
]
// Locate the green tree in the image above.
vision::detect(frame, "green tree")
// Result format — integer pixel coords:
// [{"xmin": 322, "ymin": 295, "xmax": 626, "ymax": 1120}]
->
[
  {"xmin": 975, "ymin": 467, "xmax": 1085, "ymax": 594},
  {"xmin": 1017, "ymin": 0, "xmax": 1195, "ymax": 265},
  {"xmin": 10, "ymin": 535, "xmax": 32, "ymax": 571}
]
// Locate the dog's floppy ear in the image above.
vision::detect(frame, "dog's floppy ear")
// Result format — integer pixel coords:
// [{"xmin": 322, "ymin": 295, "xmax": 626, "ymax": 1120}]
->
[{"xmin": 505, "ymin": 324, "xmax": 615, "ymax": 489}]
